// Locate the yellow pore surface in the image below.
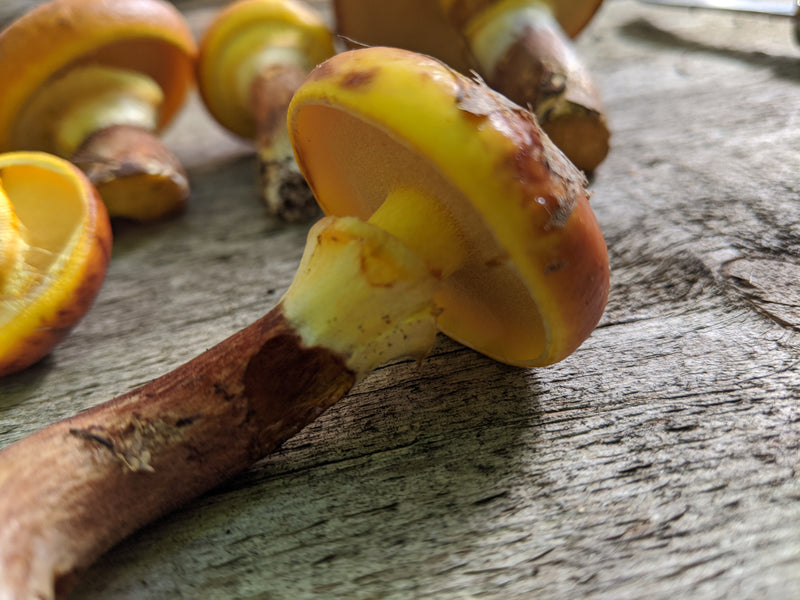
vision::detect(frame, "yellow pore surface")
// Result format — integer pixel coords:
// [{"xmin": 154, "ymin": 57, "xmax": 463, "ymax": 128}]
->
[{"xmin": 0, "ymin": 152, "xmax": 111, "ymax": 376}]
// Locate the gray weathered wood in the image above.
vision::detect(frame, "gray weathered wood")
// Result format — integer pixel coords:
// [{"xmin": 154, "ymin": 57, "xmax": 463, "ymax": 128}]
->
[{"xmin": 1, "ymin": 0, "xmax": 799, "ymax": 598}]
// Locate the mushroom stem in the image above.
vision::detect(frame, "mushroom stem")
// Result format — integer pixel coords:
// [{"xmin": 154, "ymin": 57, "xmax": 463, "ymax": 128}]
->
[
  {"xmin": 196, "ymin": 0, "xmax": 335, "ymax": 223},
  {"xmin": 250, "ymin": 55, "xmax": 319, "ymax": 222},
  {"xmin": 0, "ymin": 215, "xmax": 441, "ymax": 599},
  {"xmin": 444, "ymin": 0, "xmax": 610, "ymax": 172},
  {"xmin": 71, "ymin": 124, "xmax": 190, "ymax": 222},
  {"xmin": 9, "ymin": 65, "xmax": 190, "ymax": 222},
  {"xmin": 11, "ymin": 66, "xmax": 163, "ymax": 158},
  {"xmin": 367, "ymin": 187, "xmax": 469, "ymax": 280}
]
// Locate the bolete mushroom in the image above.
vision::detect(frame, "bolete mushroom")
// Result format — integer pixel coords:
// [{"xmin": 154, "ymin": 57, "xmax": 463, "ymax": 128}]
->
[
  {"xmin": 0, "ymin": 47, "xmax": 608, "ymax": 598},
  {"xmin": 334, "ymin": 0, "xmax": 611, "ymax": 173},
  {"xmin": 0, "ymin": 151, "xmax": 112, "ymax": 377},
  {"xmin": 0, "ymin": 0, "xmax": 197, "ymax": 222},
  {"xmin": 197, "ymin": 0, "xmax": 335, "ymax": 222}
]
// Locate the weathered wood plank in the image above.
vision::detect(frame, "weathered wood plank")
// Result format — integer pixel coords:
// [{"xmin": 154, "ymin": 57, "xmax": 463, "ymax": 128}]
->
[{"xmin": 1, "ymin": 0, "xmax": 799, "ymax": 599}]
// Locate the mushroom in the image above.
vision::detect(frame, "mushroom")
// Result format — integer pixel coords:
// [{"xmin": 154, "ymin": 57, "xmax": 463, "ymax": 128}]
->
[
  {"xmin": 197, "ymin": 0, "xmax": 335, "ymax": 222},
  {"xmin": 0, "ymin": 151, "xmax": 112, "ymax": 377},
  {"xmin": 334, "ymin": 0, "xmax": 611, "ymax": 173},
  {"xmin": 0, "ymin": 0, "xmax": 197, "ymax": 222},
  {"xmin": 0, "ymin": 47, "xmax": 608, "ymax": 598}
]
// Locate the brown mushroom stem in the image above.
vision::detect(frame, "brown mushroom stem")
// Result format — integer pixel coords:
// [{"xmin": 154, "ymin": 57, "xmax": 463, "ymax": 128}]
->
[
  {"xmin": 446, "ymin": 0, "xmax": 610, "ymax": 172},
  {"xmin": 251, "ymin": 61, "xmax": 319, "ymax": 222},
  {"xmin": 0, "ymin": 215, "xmax": 441, "ymax": 599},
  {"xmin": 71, "ymin": 124, "xmax": 190, "ymax": 222}
]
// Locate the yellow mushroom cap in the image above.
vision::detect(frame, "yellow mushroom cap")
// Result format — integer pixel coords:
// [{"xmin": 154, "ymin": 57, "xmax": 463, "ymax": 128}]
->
[
  {"xmin": 197, "ymin": 0, "xmax": 335, "ymax": 140},
  {"xmin": 288, "ymin": 47, "xmax": 609, "ymax": 367},
  {"xmin": 0, "ymin": 0, "xmax": 196, "ymax": 151},
  {"xmin": 0, "ymin": 151, "xmax": 112, "ymax": 376}
]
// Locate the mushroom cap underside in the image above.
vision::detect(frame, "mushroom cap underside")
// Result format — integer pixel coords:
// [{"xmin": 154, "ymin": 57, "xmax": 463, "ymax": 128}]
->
[
  {"xmin": 0, "ymin": 0, "xmax": 196, "ymax": 151},
  {"xmin": 288, "ymin": 47, "xmax": 609, "ymax": 366},
  {"xmin": 197, "ymin": 0, "xmax": 335, "ymax": 139}
]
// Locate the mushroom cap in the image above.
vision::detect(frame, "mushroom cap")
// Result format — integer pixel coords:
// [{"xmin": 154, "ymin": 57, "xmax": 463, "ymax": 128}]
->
[
  {"xmin": 334, "ymin": 0, "xmax": 475, "ymax": 73},
  {"xmin": 442, "ymin": 0, "xmax": 605, "ymax": 39},
  {"xmin": 0, "ymin": 151, "xmax": 112, "ymax": 376},
  {"xmin": 333, "ymin": 0, "xmax": 604, "ymax": 73},
  {"xmin": 288, "ymin": 47, "xmax": 609, "ymax": 367},
  {"xmin": 0, "ymin": 0, "xmax": 196, "ymax": 152},
  {"xmin": 197, "ymin": 0, "xmax": 335, "ymax": 140}
]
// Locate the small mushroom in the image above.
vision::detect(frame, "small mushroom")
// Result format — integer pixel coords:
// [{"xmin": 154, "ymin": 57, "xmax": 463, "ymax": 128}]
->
[
  {"xmin": 334, "ymin": 0, "xmax": 611, "ymax": 173},
  {"xmin": 0, "ymin": 151, "xmax": 112, "ymax": 377},
  {"xmin": 0, "ymin": 0, "xmax": 197, "ymax": 222},
  {"xmin": 197, "ymin": 0, "xmax": 335, "ymax": 222},
  {"xmin": 0, "ymin": 48, "xmax": 608, "ymax": 598}
]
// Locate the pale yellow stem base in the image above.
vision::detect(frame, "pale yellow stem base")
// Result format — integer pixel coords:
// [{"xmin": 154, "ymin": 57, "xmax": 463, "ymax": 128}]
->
[{"xmin": 282, "ymin": 216, "xmax": 442, "ymax": 380}]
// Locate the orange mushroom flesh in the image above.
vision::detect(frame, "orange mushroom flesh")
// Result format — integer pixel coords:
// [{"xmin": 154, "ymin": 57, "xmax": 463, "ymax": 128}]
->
[
  {"xmin": 197, "ymin": 0, "xmax": 335, "ymax": 222},
  {"xmin": 334, "ymin": 0, "xmax": 610, "ymax": 173},
  {"xmin": 0, "ymin": 48, "xmax": 607, "ymax": 598},
  {"xmin": 0, "ymin": 0, "xmax": 197, "ymax": 222},
  {"xmin": 0, "ymin": 152, "xmax": 112, "ymax": 377}
]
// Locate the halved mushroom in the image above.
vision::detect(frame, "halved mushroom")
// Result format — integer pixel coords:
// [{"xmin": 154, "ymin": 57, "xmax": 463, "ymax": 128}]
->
[
  {"xmin": 334, "ymin": 0, "xmax": 610, "ymax": 173},
  {"xmin": 0, "ymin": 0, "xmax": 197, "ymax": 221},
  {"xmin": 0, "ymin": 151, "xmax": 112, "ymax": 377},
  {"xmin": 0, "ymin": 47, "xmax": 608, "ymax": 599},
  {"xmin": 197, "ymin": 0, "xmax": 335, "ymax": 222}
]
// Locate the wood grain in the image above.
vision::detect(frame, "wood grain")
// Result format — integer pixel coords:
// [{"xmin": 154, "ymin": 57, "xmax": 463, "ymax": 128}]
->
[{"xmin": 1, "ymin": 1, "xmax": 799, "ymax": 599}]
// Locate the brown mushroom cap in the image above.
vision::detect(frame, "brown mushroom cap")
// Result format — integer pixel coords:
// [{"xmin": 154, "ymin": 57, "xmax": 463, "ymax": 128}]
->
[
  {"xmin": 0, "ymin": 0, "xmax": 196, "ymax": 151},
  {"xmin": 442, "ymin": 0, "xmax": 605, "ymax": 39},
  {"xmin": 288, "ymin": 47, "xmax": 609, "ymax": 366},
  {"xmin": 333, "ymin": 0, "xmax": 604, "ymax": 73},
  {"xmin": 334, "ymin": 0, "xmax": 475, "ymax": 73}
]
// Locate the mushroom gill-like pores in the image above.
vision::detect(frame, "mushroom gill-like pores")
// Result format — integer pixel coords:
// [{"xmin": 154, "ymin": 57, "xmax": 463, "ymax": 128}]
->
[
  {"xmin": 0, "ymin": 0, "xmax": 196, "ymax": 222},
  {"xmin": 334, "ymin": 0, "xmax": 610, "ymax": 173},
  {"xmin": 0, "ymin": 48, "xmax": 607, "ymax": 599},
  {"xmin": 197, "ymin": 0, "xmax": 335, "ymax": 222}
]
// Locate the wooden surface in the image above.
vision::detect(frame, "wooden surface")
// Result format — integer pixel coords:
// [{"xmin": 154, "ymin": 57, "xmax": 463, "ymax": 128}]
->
[{"xmin": 2, "ymin": 1, "xmax": 800, "ymax": 598}]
